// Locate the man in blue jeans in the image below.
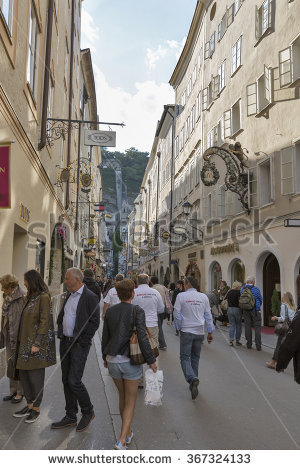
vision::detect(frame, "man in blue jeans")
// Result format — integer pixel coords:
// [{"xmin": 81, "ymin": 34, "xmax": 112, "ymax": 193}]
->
[
  {"xmin": 174, "ymin": 277, "xmax": 214, "ymax": 400},
  {"xmin": 240, "ymin": 276, "xmax": 263, "ymax": 351}
]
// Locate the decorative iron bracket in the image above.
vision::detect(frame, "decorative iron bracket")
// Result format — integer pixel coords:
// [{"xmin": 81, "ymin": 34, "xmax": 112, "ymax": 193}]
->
[
  {"xmin": 46, "ymin": 118, "xmax": 125, "ymax": 146},
  {"xmin": 201, "ymin": 143, "xmax": 250, "ymax": 214}
]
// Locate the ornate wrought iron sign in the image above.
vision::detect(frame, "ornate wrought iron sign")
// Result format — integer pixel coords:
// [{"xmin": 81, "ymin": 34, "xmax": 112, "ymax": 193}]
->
[{"xmin": 200, "ymin": 142, "xmax": 250, "ymax": 214}]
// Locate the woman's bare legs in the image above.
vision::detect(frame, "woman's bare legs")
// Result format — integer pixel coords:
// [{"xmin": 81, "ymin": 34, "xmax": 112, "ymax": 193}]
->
[{"xmin": 113, "ymin": 378, "xmax": 139, "ymax": 446}]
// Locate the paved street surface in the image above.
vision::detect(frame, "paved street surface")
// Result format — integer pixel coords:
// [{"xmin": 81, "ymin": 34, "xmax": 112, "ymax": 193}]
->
[{"xmin": 0, "ymin": 309, "xmax": 299, "ymax": 451}]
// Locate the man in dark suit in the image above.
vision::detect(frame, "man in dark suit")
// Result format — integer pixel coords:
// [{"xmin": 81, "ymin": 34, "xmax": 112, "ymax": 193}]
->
[{"xmin": 51, "ymin": 268, "xmax": 100, "ymax": 432}]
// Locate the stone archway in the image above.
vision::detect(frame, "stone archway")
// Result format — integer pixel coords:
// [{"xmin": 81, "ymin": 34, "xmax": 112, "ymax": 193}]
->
[
  {"xmin": 262, "ymin": 253, "xmax": 281, "ymax": 326},
  {"xmin": 228, "ymin": 258, "xmax": 245, "ymax": 285}
]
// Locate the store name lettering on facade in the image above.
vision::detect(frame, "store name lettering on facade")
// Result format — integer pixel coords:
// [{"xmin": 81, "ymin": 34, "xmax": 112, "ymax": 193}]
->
[
  {"xmin": 211, "ymin": 243, "xmax": 239, "ymax": 255},
  {"xmin": 19, "ymin": 203, "xmax": 30, "ymax": 223}
]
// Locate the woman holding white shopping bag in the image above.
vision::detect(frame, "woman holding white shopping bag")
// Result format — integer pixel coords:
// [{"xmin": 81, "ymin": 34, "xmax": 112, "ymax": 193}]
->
[{"xmin": 102, "ymin": 278, "xmax": 157, "ymax": 450}]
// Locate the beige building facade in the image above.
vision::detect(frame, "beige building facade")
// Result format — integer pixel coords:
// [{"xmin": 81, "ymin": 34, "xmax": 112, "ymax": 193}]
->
[
  {"xmin": 0, "ymin": 0, "xmax": 102, "ymax": 298},
  {"xmin": 137, "ymin": 0, "xmax": 300, "ymax": 325}
]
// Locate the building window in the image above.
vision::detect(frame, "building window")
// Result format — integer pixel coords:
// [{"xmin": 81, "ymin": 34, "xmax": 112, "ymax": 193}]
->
[
  {"xmin": 189, "ymin": 161, "xmax": 194, "ymax": 192},
  {"xmin": 217, "ymin": 185, "xmax": 226, "ymax": 219},
  {"xmin": 255, "ymin": 0, "xmax": 273, "ymax": 41},
  {"xmin": 248, "ymin": 168, "xmax": 258, "ymax": 207},
  {"xmin": 223, "ymin": 109, "xmax": 232, "ymax": 138},
  {"xmin": 47, "ymin": 73, "xmax": 54, "ymax": 120},
  {"xmin": 175, "ymin": 136, "xmax": 179, "ymax": 158},
  {"xmin": 185, "ymin": 171, "xmax": 189, "ymax": 198},
  {"xmin": 181, "ymin": 91, "xmax": 186, "ymax": 107},
  {"xmin": 295, "ymin": 142, "xmax": 300, "ymax": 193},
  {"xmin": 27, "ymin": 2, "xmax": 40, "ymax": 100},
  {"xmin": 0, "ymin": 0, "xmax": 14, "ymax": 34},
  {"xmin": 280, "ymin": 146, "xmax": 294, "ymax": 195},
  {"xmin": 198, "ymin": 48, "xmax": 203, "ymax": 70},
  {"xmin": 179, "ymin": 127, "xmax": 184, "ymax": 151},
  {"xmin": 205, "ymin": 32, "xmax": 215, "ymax": 59},
  {"xmin": 195, "ymin": 151, "xmax": 200, "ymax": 186},
  {"xmin": 246, "ymin": 66, "xmax": 272, "ymax": 116},
  {"xmin": 196, "ymin": 91, "xmax": 201, "ymax": 120},
  {"xmin": 232, "ymin": 36, "xmax": 242, "ymax": 74},
  {"xmin": 234, "ymin": 0, "xmax": 243, "ymax": 15},
  {"xmin": 207, "ymin": 128, "xmax": 214, "ymax": 150},
  {"xmin": 218, "ymin": 12, "xmax": 227, "ymax": 41},
  {"xmin": 279, "ymin": 36, "xmax": 300, "ymax": 87},
  {"xmin": 187, "ymin": 77, "xmax": 192, "ymax": 97},
  {"xmin": 185, "ymin": 117, "xmax": 190, "ymax": 142},
  {"xmin": 259, "ymin": 158, "xmax": 273, "ymax": 206},
  {"xmin": 231, "ymin": 99, "xmax": 241, "ymax": 135},
  {"xmin": 218, "ymin": 60, "xmax": 226, "ymax": 93},
  {"xmin": 192, "ymin": 65, "xmax": 197, "ymax": 85},
  {"xmin": 202, "ymin": 87, "xmax": 208, "ymax": 110},
  {"xmin": 191, "ymin": 105, "xmax": 195, "ymax": 132},
  {"xmin": 227, "ymin": 4, "xmax": 234, "ymax": 27}
]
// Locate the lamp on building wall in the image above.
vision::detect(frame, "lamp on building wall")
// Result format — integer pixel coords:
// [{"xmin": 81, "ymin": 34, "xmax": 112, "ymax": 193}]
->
[{"xmin": 254, "ymin": 151, "xmax": 269, "ymax": 157}]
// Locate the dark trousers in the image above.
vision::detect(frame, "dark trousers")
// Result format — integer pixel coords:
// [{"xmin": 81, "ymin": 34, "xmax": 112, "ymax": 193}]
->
[
  {"xmin": 273, "ymin": 335, "xmax": 283, "ymax": 361},
  {"xmin": 158, "ymin": 313, "xmax": 167, "ymax": 348},
  {"xmin": 243, "ymin": 309, "xmax": 261, "ymax": 348},
  {"xmin": 60, "ymin": 339, "xmax": 93, "ymax": 419},
  {"xmin": 19, "ymin": 368, "xmax": 45, "ymax": 408}
]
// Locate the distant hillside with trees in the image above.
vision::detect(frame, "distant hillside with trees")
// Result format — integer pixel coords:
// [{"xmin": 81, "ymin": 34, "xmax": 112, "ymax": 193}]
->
[{"xmin": 101, "ymin": 147, "xmax": 149, "ymax": 211}]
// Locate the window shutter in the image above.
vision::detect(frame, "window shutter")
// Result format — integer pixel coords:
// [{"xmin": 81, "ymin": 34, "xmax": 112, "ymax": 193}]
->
[
  {"xmin": 267, "ymin": 0, "xmax": 272, "ymax": 30},
  {"xmin": 204, "ymin": 41, "xmax": 210, "ymax": 59},
  {"xmin": 247, "ymin": 83, "xmax": 257, "ymax": 116},
  {"xmin": 255, "ymin": 5, "xmax": 261, "ymax": 40},
  {"xmin": 227, "ymin": 4, "xmax": 234, "ymax": 27},
  {"xmin": 210, "ymin": 32, "xmax": 215, "ymax": 57},
  {"xmin": 281, "ymin": 146, "xmax": 294, "ymax": 194},
  {"xmin": 224, "ymin": 110, "xmax": 231, "ymax": 138},
  {"xmin": 202, "ymin": 87, "xmax": 208, "ymax": 110},
  {"xmin": 264, "ymin": 65, "xmax": 272, "ymax": 103},
  {"xmin": 213, "ymin": 75, "xmax": 219, "ymax": 98},
  {"xmin": 279, "ymin": 47, "xmax": 292, "ymax": 87}
]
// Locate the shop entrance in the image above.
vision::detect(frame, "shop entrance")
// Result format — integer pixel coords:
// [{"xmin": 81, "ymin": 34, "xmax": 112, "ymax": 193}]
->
[
  {"xmin": 12, "ymin": 224, "xmax": 28, "ymax": 286},
  {"xmin": 231, "ymin": 259, "xmax": 245, "ymax": 285},
  {"xmin": 263, "ymin": 253, "xmax": 281, "ymax": 326}
]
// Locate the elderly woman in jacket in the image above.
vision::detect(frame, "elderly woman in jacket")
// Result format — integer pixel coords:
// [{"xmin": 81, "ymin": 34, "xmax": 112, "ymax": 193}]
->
[
  {"xmin": 13, "ymin": 270, "xmax": 56, "ymax": 424},
  {"xmin": 0, "ymin": 274, "xmax": 25, "ymax": 403},
  {"xmin": 102, "ymin": 278, "xmax": 157, "ymax": 450}
]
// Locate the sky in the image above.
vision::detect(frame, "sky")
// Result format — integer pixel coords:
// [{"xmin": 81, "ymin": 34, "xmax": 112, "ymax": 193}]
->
[{"xmin": 81, "ymin": 0, "xmax": 197, "ymax": 153}]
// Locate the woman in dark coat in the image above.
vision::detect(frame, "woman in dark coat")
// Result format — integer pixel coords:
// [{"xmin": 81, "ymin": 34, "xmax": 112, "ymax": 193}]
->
[
  {"xmin": 276, "ymin": 309, "xmax": 300, "ymax": 383},
  {"xmin": 13, "ymin": 270, "xmax": 56, "ymax": 423},
  {"xmin": 102, "ymin": 278, "xmax": 157, "ymax": 450},
  {"xmin": 0, "ymin": 274, "xmax": 25, "ymax": 403}
]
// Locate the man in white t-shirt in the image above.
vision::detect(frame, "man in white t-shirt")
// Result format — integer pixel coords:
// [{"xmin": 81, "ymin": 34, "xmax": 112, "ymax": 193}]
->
[
  {"xmin": 174, "ymin": 277, "xmax": 214, "ymax": 400},
  {"xmin": 102, "ymin": 274, "xmax": 124, "ymax": 321}
]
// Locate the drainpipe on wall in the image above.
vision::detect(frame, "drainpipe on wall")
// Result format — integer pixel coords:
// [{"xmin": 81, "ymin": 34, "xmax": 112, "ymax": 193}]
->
[
  {"xmin": 167, "ymin": 107, "xmax": 175, "ymax": 273},
  {"xmin": 38, "ymin": 0, "xmax": 54, "ymax": 151}
]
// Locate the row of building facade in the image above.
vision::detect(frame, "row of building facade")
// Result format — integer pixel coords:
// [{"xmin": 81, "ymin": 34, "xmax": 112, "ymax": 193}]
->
[
  {"xmin": 127, "ymin": 0, "xmax": 300, "ymax": 326},
  {"xmin": 0, "ymin": 0, "xmax": 104, "ymax": 299}
]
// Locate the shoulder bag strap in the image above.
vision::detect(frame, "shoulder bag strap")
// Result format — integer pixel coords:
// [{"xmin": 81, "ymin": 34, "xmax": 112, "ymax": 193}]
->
[{"xmin": 132, "ymin": 304, "xmax": 137, "ymax": 330}]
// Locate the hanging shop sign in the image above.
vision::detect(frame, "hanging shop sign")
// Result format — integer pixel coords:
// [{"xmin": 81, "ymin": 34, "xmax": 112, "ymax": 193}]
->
[
  {"xmin": 84, "ymin": 130, "xmax": 116, "ymax": 147},
  {"xmin": 210, "ymin": 243, "xmax": 239, "ymax": 255},
  {"xmin": 0, "ymin": 144, "xmax": 10, "ymax": 208}
]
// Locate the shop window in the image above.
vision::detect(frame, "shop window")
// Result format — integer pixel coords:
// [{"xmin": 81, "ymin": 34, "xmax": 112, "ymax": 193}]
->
[
  {"xmin": 281, "ymin": 146, "xmax": 294, "ymax": 194},
  {"xmin": 255, "ymin": 0, "xmax": 274, "ymax": 41},
  {"xmin": 279, "ymin": 36, "xmax": 300, "ymax": 87},
  {"xmin": 232, "ymin": 36, "xmax": 242, "ymax": 74},
  {"xmin": 259, "ymin": 158, "xmax": 273, "ymax": 206}
]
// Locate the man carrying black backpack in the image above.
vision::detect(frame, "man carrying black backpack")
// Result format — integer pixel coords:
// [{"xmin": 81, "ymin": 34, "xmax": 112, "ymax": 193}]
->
[{"xmin": 239, "ymin": 276, "xmax": 263, "ymax": 350}]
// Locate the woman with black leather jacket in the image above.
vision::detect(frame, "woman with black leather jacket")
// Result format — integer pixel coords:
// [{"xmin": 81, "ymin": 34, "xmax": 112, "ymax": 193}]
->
[{"xmin": 102, "ymin": 278, "xmax": 157, "ymax": 450}]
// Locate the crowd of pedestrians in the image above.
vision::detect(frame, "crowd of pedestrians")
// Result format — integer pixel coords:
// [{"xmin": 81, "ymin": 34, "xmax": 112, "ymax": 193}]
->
[{"xmin": 1, "ymin": 267, "xmax": 300, "ymax": 450}]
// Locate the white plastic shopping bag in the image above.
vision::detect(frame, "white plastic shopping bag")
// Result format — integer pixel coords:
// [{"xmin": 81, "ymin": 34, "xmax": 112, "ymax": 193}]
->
[{"xmin": 144, "ymin": 368, "xmax": 163, "ymax": 406}]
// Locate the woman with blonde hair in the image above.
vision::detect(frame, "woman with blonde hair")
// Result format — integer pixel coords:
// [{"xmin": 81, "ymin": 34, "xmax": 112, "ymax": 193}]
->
[
  {"xmin": 227, "ymin": 281, "xmax": 243, "ymax": 346},
  {"xmin": 0, "ymin": 274, "xmax": 25, "ymax": 403},
  {"xmin": 266, "ymin": 291, "xmax": 296, "ymax": 369}
]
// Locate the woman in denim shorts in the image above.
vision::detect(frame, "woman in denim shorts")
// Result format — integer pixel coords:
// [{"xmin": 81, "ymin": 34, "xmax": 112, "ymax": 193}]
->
[{"xmin": 102, "ymin": 279, "xmax": 157, "ymax": 450}]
